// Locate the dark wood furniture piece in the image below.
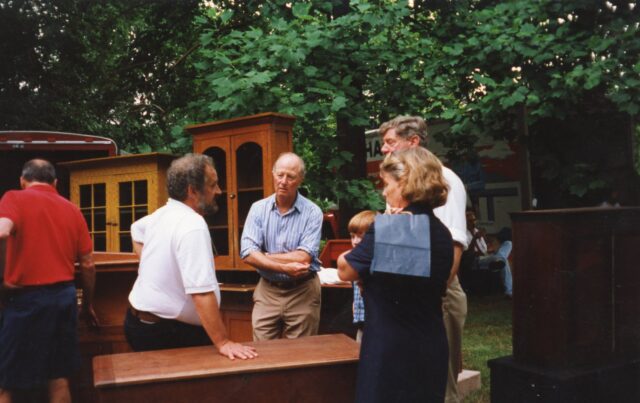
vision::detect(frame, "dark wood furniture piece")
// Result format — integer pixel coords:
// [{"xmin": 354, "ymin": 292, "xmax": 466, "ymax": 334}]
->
[
  {"xmin": 93, "ymin": 334, "xmax": 359, "ymax": 403},
  {"xmin": 489, "ymin": 207, "xmax": 640, "ymax": 403},
  {"xmin": 0, "ymin": 130, "xmax": 117, "ymax": 199}
]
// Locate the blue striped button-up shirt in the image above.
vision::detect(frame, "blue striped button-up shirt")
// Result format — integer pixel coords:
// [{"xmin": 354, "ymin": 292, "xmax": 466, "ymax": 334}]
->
[{"xmin": 240, "ymin": 193, "xmax": 323, "ymax": 282}]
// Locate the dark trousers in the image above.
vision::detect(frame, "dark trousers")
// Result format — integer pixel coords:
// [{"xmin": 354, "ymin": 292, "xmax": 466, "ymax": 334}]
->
[
  {"xmin": 124, "ymin": 309, "xmax": 212, "ymax": 351},
  {"xmin": 0, "ymin": 282, "xmax": 78, "ymax": 389}
]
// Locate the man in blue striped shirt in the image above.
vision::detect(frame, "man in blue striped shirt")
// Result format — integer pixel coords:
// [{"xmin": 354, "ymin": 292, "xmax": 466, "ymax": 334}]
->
[{"xmin": 240, "ymin": 152, "xmax": 324, "ymax": 340}]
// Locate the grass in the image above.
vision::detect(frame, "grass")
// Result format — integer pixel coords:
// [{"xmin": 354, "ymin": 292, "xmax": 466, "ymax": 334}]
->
[{"xmin": 461, "ymin": 294, "xmax": 513, "ymax": 403}]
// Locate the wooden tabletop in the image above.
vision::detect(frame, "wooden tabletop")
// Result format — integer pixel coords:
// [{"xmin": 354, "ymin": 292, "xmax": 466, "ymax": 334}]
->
[{"xmin": 94, "ymin": 333, "xmax": 359, "ymax": 388}]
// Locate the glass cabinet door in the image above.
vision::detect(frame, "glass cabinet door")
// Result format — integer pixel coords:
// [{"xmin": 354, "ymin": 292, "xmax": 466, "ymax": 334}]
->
[
  {"xmin": 235, "ymin": 142, "xmax": 263, "ymax": 249},
  {"xmin": 79, "ymin": 183, "xmax": 107, "ymax": 251},
  {"xmin": 117, "ymin": 179, "xmax": 148, "ymax": 252},
  {"xmin": 76, "ymin": 175, "xmax": 151, "ymax": 252},
  {"xmin": 204, "ymin": 146, "xmax": 230, "ymax": 257}
]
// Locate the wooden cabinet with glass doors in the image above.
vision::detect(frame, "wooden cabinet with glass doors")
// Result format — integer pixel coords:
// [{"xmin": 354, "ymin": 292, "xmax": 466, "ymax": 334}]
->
[
  {"xmin": 61, "ymin": 153, "xmax": 176, "ymax": 401},
  {"xmin": 60, "ymin": 153, "xmax": 176, "ymax": 252},
  {"xmin": 186, "ymin": 112, "xmax": 295, "ymax": 270}
]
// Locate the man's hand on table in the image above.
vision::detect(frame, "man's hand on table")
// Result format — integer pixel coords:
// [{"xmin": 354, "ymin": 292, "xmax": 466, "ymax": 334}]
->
[{"xmin": 217, "ymin": 340, "xmax": 258, "ymax": 360}]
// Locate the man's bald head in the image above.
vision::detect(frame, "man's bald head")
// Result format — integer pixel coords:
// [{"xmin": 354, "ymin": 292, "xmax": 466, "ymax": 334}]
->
[
  {"xmin": 272, "ymin": 152, "xmax": 305, "ymax": 179},
  {"xmin": 21, "ymin": 159, "xmax": 56, "ymax": 184}
]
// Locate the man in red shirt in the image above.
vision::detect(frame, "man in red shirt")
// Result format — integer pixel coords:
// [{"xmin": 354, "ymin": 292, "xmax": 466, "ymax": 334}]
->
[{"xmin": 0, "ymin": 159, "xmax": 98, "ymax": 403}]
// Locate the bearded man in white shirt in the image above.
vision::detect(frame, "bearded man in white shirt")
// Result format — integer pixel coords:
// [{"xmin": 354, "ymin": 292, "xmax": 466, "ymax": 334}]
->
[{"xmin": 124, "ymin": 153, "xmax": 257, "ymax": 360}]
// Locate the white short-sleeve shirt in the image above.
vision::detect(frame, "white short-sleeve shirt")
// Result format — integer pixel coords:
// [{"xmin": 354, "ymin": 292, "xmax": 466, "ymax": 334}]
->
[
  {"xmin": 434, "ymin": 167, "xmax": 469, "ymax": 249},
  {"xmin": 128, "ymin": 198, "xmax": 220, "ymax": 326}
]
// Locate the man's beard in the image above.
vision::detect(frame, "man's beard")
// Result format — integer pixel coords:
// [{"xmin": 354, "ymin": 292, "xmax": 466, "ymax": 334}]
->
[{"xmin": 199, "ymin": 196, "xmax": 219, "ymax": 215}]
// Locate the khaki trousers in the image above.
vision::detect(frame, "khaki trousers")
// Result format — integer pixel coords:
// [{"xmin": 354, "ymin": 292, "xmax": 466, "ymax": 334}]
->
[
  {"xmin": 443, "ymin": 276, "xmax": 468, "ymax": 403},
  {"xmin": 252, "ymin": 276, "xmax": 321, "ymax": 341}
]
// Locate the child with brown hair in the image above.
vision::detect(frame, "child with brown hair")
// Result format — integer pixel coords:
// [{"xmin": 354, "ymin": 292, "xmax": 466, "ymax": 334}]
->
[{"xmin": 348, "ymin": 210, "xmax": 378, "ymax": 342}]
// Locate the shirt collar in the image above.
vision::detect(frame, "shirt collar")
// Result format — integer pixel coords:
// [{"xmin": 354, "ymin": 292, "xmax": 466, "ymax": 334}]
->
[
  {"xmin": 167, "ymin": 198, "xmax": 196, "ymax": 213},
  {"xmin": 26, "ymin": 183, "xmax": 58, "ymax": 194},
  {"xmin": 270, "ymin": 192, "xmax": 302, "ymax": 215}
]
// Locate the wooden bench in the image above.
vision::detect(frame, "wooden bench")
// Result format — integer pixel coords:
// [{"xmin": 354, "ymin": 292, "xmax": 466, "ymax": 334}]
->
[{"xmin": 93, "ymin": 333, "xmax": 359, "ymax": 403}]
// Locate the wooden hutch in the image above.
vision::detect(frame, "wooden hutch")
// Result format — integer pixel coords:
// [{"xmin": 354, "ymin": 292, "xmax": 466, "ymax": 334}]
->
[
  {"xmin": 60, "ymin": 153, "xmax": 176, "ymax": 253},
  {"xmin": 185, "ymin": 112, "xmax": 295, "ymax": 270}
]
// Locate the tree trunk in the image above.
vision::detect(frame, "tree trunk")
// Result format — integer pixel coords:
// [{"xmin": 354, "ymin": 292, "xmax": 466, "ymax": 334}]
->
[
  {"xmin": 332, "ymin": 0, "xmax": 369, "ymax": 237},
  {"xmin": 336, "ymin": 117, "xmax": 367, "ymax": 237}
]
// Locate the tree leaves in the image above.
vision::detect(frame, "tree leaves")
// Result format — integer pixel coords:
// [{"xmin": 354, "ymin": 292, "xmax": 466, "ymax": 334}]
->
[
  {"xmin": 291, "ymin": 3, "xmax": 311, "ymax": 19},
  {"xmin": 187, "ymin": 0, "xmax": 439, "ymax": 210},
  {"xmin": 331, "ymin": 95, "xmax": 347, "ymax": 112},
  {"xmin": 220, "ymin": 9, "xmax": 234, "ymax": 24},
  {"xmin": 4, "ymin": 0, "xmax": 637, "ymax": 207},
  {"xmin": 0, "ymin": 0, "xmax": 203, "ymax": 153}
]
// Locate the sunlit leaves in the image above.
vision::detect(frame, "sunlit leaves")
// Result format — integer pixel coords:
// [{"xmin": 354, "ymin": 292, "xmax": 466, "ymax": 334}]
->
[{"xmin": 186, "ymin": 0, "xmax": 640, "ymax": 204}]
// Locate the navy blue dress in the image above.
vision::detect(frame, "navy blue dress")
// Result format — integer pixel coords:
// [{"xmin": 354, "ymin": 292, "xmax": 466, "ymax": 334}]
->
[{"xmin": 345, "ymin": 204, "xmax": 453, "ymax": 403}]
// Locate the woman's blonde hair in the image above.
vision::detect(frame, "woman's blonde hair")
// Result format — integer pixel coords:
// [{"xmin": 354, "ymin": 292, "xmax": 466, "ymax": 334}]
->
[
  {"xmin": 348, "ymin": 210, "xmax": 378, "ymax": 235},
  {"xmin": 379, "ymin": 147, "xmax": 448, "ymax": 208}
]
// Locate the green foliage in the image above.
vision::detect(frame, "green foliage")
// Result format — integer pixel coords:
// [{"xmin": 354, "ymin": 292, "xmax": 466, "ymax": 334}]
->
[
  {"xmin": 423, "ymin": 0, "xmax": 640, "ymax": 200},
  {"xmin": 0, "ymin": 0, "xmax": 202, "ymax": 153},
  {"xmin": 2, "ymin": 0, "xmax": 638, "ymax": 204},
  {"xmin": 427, "ymin": 0, "xmax": 639, "ymax": 126},
  {"xmin": 187, "ymin": 0, "xmax": 640, "ymax": 203},
  {"xmin": 296, "ymin": 120, "xmax": 384, "ymax": 211},
  {"xmin": 187, "ymin": 0, "xmax": 432, "ymax": 209}
]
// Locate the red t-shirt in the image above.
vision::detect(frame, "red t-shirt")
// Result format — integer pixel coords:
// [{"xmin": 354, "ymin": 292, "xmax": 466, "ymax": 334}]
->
[{"xmin": 0, "ymin": 184, "xmax": 92, "ymax": 286}]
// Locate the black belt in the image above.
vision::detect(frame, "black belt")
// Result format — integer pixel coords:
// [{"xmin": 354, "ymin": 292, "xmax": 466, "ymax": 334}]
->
[
  {"xmin": 129, "ymin": 305, "xmax": 164, "ymax": 324},
  {"xmin": 263, "ymin": 272, "xmax": 317, "ymax": 290}
]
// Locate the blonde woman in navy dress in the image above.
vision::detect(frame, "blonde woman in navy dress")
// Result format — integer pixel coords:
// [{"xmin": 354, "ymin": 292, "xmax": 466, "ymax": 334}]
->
[{"xmin": 338, "ymin": 147, "xmax": 453, "ymax": 403}]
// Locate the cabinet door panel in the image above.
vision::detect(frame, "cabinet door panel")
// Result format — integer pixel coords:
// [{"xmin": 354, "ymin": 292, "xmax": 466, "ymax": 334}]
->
[
  {"xmin": 231, "ymin": 133, "xmax": 268, "ymax": 270},
  {"xmin": 114, "ymin": 173, "xmax": 153, "ymax": 252},
  {"xmin": 73, "ymin": 174, "xmax": 153, "ymax": 252},
  {"xmin": 75, "ymin": 180, "xmax": 110, "ymax": 252},
  {"xmin": 225, "ymin": 310, "xmax": 253, "ymax": 342},
  {"xmin": 201, "ymin": 138, "xmax": 235, "ymax": 269}
]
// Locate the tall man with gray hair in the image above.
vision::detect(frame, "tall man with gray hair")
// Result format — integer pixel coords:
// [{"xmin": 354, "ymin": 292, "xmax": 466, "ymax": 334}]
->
[
  {"xmin": 124, "ymin": 153, "xmax": 257, "ymax": 360},
  {"xmin": 379, "ymin": 116, "xmax": 469, "ymax": 403},
  {"xmin": 241, "ymin": 152, "xmax": 324, "ymax": 340}
]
